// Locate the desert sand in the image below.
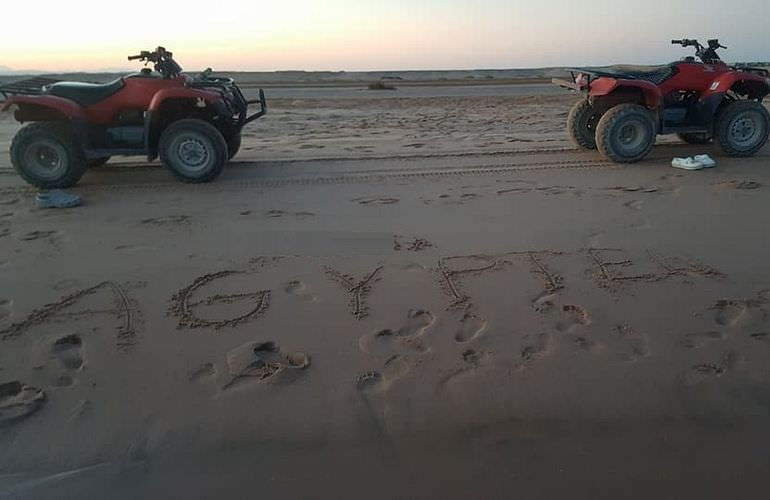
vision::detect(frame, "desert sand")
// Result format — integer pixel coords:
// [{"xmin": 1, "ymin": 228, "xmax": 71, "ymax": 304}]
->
[{"xmin": 1, "ymin": 81, "xmax": 770, "ymax": 499}]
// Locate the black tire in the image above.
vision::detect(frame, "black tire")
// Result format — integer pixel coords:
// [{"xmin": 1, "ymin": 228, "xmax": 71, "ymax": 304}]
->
[
  {"xmin": 226, "ymin": 132, "xmax": 242, "ymax": 160},
  {"xmin": 158, "ymin": 119, "xmax": 228, "ymax": 183},
  {"xmin": 567, "ymin": 100, "xmax": 601, "ymax": 150},
  {"xmin": 677, "ymin": 132, "xmax": 712, "ymax": 145},
  {"xmin": 714, "ymin": 101, "xmax": 770, "ymax": 157},
  {"xmin": 595, "ymin": 104, "xmax": 656, "ymax": 163},
  {"xmin": 87, "ymin": 156, "xmax": 110, "ymax": 167},
  {"xmin": 10, "ymin": 122, "xmax": 87, "ymax": 189}
]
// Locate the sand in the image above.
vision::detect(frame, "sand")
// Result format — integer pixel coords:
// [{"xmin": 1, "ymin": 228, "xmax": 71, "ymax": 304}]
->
[{"xmin": 1, "ymin": 83, "xmax": 770, "ymax": 499}]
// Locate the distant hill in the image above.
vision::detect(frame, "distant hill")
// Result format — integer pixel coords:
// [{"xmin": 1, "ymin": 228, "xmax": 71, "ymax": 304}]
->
[{"xmin": 1, "ymin": 63, "xmax": 767, "ymax": 87}]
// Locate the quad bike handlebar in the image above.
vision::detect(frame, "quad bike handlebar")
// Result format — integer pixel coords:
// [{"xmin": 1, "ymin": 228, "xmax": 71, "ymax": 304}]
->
[
  {"xmin": 672, "ymin": 38, "xmax": 727, "ymax": 63},
  {"xmin": 127, "ymin": 47, "xmax": 182, "ymax": 78}
]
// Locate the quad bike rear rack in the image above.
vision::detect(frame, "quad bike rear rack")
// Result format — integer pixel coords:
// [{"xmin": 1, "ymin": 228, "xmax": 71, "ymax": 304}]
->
[
  {"xmin": 0, "ymin": 76, "xmax": 61, "ymax": 102},
  {"xmin": 552, "ymin": 69, "xmax": 611, "ymax": 92}
]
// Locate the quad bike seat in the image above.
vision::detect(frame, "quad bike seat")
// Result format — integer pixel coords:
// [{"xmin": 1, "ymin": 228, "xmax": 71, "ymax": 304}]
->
[
  {"xmin": 44, "ymin": 78, "xmax": 125, "ymax": 106},
  {"xmin": 616, "ymin": 65, "xmax": 678, "ymax": 85}
]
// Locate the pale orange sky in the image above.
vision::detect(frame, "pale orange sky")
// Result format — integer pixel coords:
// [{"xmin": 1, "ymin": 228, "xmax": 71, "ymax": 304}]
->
[{"xmin": 1, "ymin": 0, "xmax": 768, "ymax": 72}]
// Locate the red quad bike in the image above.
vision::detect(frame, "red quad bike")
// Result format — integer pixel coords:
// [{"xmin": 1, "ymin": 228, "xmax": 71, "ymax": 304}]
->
[
  {"xmin": 553, "ymin": 39, "xmax": 770, "ymax": 163},
  {"xmin": 0, "ymin": 47, "xmax": 267, "ymax": 188}
]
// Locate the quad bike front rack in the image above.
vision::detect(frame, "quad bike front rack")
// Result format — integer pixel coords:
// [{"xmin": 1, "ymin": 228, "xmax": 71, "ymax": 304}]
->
[{"xmin": 188, "ymin": 76, "xmax": 267, "ymax": 126}]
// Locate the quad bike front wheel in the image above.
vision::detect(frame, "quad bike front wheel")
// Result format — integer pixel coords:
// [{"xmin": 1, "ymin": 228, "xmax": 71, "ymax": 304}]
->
[
  {"xmin": 715, "ymin": 101, "xmax": 770, "ymax": 157},
  {"xmin": 595, "ymin": 104, "xmax": 656, "ymax": 163},
  {"xmin": 10, "ymin": 122, "xmax": 88, "ymax": 189},
  {"xmin": 567, "ymin": 100, "xmax": 602, "ymax": 150},
  {"xmin": 159, "ymin": 119, "xmax": 228, "ymax": 183},
  {"xmin": 677, "ymin": 132, "xmax": 712, "ymax": 145}
]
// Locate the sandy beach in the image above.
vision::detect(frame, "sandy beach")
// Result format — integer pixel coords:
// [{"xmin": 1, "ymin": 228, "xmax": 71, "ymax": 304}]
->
[{"xmin": 2, "ymin": 82, "xmax": 770, "ymax": 499}]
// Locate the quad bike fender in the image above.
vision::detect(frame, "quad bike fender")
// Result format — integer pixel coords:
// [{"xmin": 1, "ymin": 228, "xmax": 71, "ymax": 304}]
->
[
  {"xmin": 1, "ymin": 95, "xmax": 86, "ymax": 121},
  {"xmin": 146, "ymin": 87, "xmax": 220, "ymax": 113},
  {"xmin": 144, "ymin": 87, "xmax": 223, "ymax": 161},
  {"xmin": 589, "ymin": 77, "xmax": 663, "ymax": 109},
  {"xmin": 702, "ymin": 71, "xmax": 770, "ymax": 100}
]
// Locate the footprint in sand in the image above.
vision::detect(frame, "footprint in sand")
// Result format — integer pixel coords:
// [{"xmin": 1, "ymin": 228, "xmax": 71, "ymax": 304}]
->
[
  {"xmin": 716, "ymin": 180, "xmax": 761, "ymax": 191},
  {"xmin": 223, "ymin": 341, "xmax": 310, "ymax": 390},
  {"xmin": 680, "ymin": 331, "xmax": 725, "ymax": 349},
  {"xmin": 141, "ymin": 215, "xmax": 190, "ymax": 226},
  {"xmin": 284, "ymin": 280, "xmax": 319, "ymax": 302},
  {"xmin": 497, "ymin": 186, "xmax": 534, "ymax": 195},
  {"xmin": 20, "ymin": 230, "xmax": 59, "ymax": 242},
  {"xmin": 356, "ymin": 370, "xmax": 385, "ymax": 394},
  {"xmin": 352, "ymin": 196, "xmax": 400, "ymax": 206},
  {"xmin": 438, "ymin": 349, "xmax": 494, "ymax": 390},
  {"xmin": 536, "ymin": 185, "xmax": 578, "ymax": 196},
  {"xmin": 53, "ymin": 334, "xmax": 84, "ymax": 371},
  {"xmin": 712, "ymin": 300, "xmax": 747, "ymax": 327},
  {"xmin": 556, "ymin": 305, "xmax": 591, "ymax": 332},
  {"xmin": 355, "ymin": 354, "xmax": 413, "ymax": 395},
  {"xmin": 51, "ymin": 334, "xmax": 85, "ymax": 387},
  {"xmin": 614, "ymin": 324, "xmax": 650, "ymax": 362},
  {"xmin": 0, "ymin": 381, "xmax": 46, "ymax": 427},
  {"xmin": 454, "ymin": 312, "xmax": 487, "ymax": 343},
  {"xmin": 441, "ymin": 193, "xmax": 482, "ymax": 205},
  {"xmin": 360, "ymin": 309, "xmax": 435, "ymax": 355},
  {"xmin": 519, "ymin": 332, "xmax": 551, "ymax": 363},
  {"xmin": 750, "ymin": 332, "xmax": 770, "ymax": 344},
  {"xmin": 571, "ymin": 335, "xmax": 600, "ymax": 353},
  {"xmin": 532, "ymin": 292, "xmax": 557, "ymax": 313},
  {"xmin": 682, "ymin": 352, "xmax": 740, "ymax": 385}
]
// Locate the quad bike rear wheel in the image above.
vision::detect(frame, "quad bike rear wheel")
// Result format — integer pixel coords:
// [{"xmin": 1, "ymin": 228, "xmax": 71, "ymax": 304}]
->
[
  {"xmin": 226, "ymin": 132, "xmax": 242, "ymax": 160},
  {"xmin": 677, "ymin": 132, "xmax": 712, "ymax": 145},
  {"xmin": 567, "ymin": 100, "xmax": 601, "ymax": 150},
  {"xmin": 159, "ymin": 119, "xmax": 228, "ymax": 183},
  {"xmin": 715, "ymin": 101, "xmax": 770, "ymax": 157},
  {"xmin": 595, "ymin": 104, "xmax": 656, "ymax": 163},
  {"xmin": 10, "ymin": 122, "xmax": 88, "ymax": 189}
]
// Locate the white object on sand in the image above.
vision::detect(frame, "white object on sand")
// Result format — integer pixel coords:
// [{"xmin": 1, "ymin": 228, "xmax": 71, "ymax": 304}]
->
[
  {"xmin": 35, "ymin": 190, "xmax": 82, "ymax": 209},
  {"xmin": 671, "ymin": 157, "xmax": 704, "ymax": 170},
  {"xmin": 694, "ymin": 154, "xmax": 717, "ymax": 168}
]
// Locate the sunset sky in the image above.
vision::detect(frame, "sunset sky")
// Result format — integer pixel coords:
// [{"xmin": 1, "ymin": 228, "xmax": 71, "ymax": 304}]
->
[{"xmin": 1, "ymin": 0, "xmax": 768, "ymax": 72}]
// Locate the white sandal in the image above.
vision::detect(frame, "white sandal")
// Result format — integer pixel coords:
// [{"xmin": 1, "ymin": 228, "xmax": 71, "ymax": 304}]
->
[{"xmin": 671, "ymin": 157, "xmax": 704, "ymax": 170}]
